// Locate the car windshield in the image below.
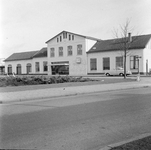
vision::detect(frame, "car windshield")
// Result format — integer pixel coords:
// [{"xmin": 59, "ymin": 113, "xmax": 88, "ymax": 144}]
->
[{"xmin": 117, "ymin": 67, "xmax": 123, "ymax": 70}]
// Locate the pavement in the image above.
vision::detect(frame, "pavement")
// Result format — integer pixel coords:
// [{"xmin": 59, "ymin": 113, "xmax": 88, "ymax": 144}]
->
[{"xmin": 0, "ymin": 76, "xmax": 151, "ymax": 104}]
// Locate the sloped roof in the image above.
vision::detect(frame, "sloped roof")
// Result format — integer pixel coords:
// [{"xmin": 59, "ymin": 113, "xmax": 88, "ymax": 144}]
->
[
  {"xmin": 5, "ymin": 51, "xmax": 38, "ymax": 62},
  {"xmin": 46, "ymin": 31, "xmax": 101, "ymax": 43},
  {"xmin": 33, "ymin": 47, "xmax": 47, "ymax": 58},
  {"xmin": 87, "ymin": 34, "xmax": 151, "ymax": 53}
]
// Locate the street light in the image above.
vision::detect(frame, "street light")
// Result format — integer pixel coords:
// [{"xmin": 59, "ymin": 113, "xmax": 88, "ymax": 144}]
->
[
  {"xmin": 136, "ymin": 55, "xmax": 142, "ymax": 74},
  {"xmin": 136, "ymin": 55, "xmax": 141, "ymax": 81}
]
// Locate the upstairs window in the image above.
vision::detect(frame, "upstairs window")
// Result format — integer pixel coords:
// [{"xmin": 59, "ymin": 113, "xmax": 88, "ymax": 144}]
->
[
  {"xmin": 69, "ymin": 34, "xmax": 71, "ymax": 40},
  {"xmin": 63, "ymin": 32, "xmax": 67, "ymax": 39},
  {"xmin": 67, "ymin": 46, "xmax": 72, "ymax": 56},
  {"xmin": 60, "ymin": 36, "xmax": 62, "ymax": 42},
  {"xmin": 50, "ymin": 48, "xmax": 55, "ymax": 57},
  {"xmin": 72, "ymin": 35, "xmax": 74, "ymax": 40},
  {"xmin": 77, "ymin": 44, "xmax": 82, "ymax": 55},
  {"xmin": 59, "ymin": 47, "xmax": 63, "ymax": 56}
]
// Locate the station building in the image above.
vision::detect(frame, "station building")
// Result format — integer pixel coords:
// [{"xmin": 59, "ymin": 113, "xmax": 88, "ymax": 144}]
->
[{"xmin": 4, "ymin": 31, "xmax": 151, "ymax": 76}]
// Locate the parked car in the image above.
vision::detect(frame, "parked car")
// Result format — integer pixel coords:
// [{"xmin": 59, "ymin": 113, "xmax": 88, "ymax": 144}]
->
[{"xmin": 105, "ymin": 67, "xmax": 132, "ymax": 76}]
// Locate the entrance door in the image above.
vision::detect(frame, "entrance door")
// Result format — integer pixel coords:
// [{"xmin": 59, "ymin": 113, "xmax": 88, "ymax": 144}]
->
[
  {"xmin": 26, "ymin": 63, "xmax": 31, "ymax": 74},
  {"xmin": 51, "ymin": 65, "xmax": 69, "ymax": 75},
  {"xmin": 16, "ymin": 64, "xmax": 22, "ymax": 75}
]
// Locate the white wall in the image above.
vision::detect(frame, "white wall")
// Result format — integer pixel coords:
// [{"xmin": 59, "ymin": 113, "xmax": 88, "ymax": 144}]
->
[
  {"xmin": 32, "ymin": 57, "xmax": 48, "ymax": 74},
  {"xmin": 85, "ymin": 39, "xmax": 97, "ymax": 52},
  {"xmin": 143, "ymin": 39, "xmax": 151, "ymax": 73},
  {"xmin": 47, "ymin": 32, "xmax": 96, "ymax": 76},
  {"xmin": 5, "ymin": 59, "xmax": 33, "ymax": 74},
  {"xmin": 5, "ymin": 57, "xmax": 48, "ymax": 75},
  {"xmin": 87, "ymin": 49, "xmax": 144, "ymax": 74}
]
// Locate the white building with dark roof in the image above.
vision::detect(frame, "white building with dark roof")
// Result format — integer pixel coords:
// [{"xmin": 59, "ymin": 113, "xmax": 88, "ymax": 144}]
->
[
  {"xmin": 4, "ymin": 31, "xmax": 151, "ymax": 76},
  {"xmin": 5, "ymin": 48, "xmax": 47, "ymax": 75},
  {"xmin": 87, "ymin": 34, "xmax": 151, "ymax": 75},
  {"xmin": 46, "ymin": 31, "xmax": 100, "ymax": 76}
]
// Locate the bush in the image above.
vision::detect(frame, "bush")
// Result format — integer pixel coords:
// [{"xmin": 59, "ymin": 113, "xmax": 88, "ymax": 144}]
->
[{"xmin": 0, "ymin": 75, "xmax": 98, "ymax": 87}]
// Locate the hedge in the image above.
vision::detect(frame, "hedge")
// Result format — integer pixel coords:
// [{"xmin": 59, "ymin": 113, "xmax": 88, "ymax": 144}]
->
[{"xmin": 0, "ymin": 75, "xmax": 97, "ymax": 87}]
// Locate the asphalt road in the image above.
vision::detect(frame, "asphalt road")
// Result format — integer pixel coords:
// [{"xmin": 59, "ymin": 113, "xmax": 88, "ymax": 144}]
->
[{"xmin": 0, "ymin": 87, "xmax": 151, "ymax": 150}]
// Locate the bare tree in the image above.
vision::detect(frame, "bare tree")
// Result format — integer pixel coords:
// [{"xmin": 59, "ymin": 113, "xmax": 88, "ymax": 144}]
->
[{"xmin": 113, "ymin": 19, "xmax": 137, "ymax": 79}]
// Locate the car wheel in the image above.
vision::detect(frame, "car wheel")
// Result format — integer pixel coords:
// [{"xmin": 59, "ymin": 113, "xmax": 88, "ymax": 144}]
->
[
  {"xmin": 106, "ymin": 73, "xmax": 110, "ymax": 76},
  {"xmin": 119, "ymin": 73, "xmax": 124, "ymax": 76}
]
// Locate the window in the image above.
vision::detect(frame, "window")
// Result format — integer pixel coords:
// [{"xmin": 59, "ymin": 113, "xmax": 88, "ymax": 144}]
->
[
  {"xmin": 72, "ymin": 35, "xmax": 74, "ymax": 40},
  {"xmin": 16, "ymin": 64, "xmax": 22, "ymax": 75},
  {"xmin": 35, "ymin": 62, "xmax": 40, "ymax": 72},
  {"xmin": 8, "ymin": 64, "xmax": 12, "ymax": 74},
  {"xmin": 69, "ymin": 34, "xmax": 71, "ymax": 40},
  {"xmin": 63, "ymin": 32, "xmax": 67, "ymax": 39},
  {"xmin": 60, "ymin": 36, "xmax": 62, "ymax": 42},
  {"xmin": 116, "ymin": 57, "xmax": 123, "ymax": 69},
  {"xmin": 130, "ymin": 56, "xmax": 138, "ymax": 69},
  {"xmin": 77, "ymin": 44, "xmax": 82, "ymax": 55},
  {"xmin": 43, "ymin": 61, "xmax": 48, "ymax": 72},
  {"xmin": 50, "ymin": 48, "xmax": 55, "ymax": 57},
  {"xmin": 103, "ymin": 57, "xmax": 110, "ymax": 70},
  {"xmin": 57, "ymin": 38, "xmax": 59, "ymax": 42},
  {"xmin": 67, "ymin": 46, "xmax": 72, "ymax": 56},
  {"xmin": 26, "ymin": 63, "xmax": 32, "ymax": 74},
  {"xmin": 59, "ymin": 47, "xmax": 63, "ymax": 56},
  {"xmin": 90, "ymin": 58, "xmax": 97, "ymax": 70}
]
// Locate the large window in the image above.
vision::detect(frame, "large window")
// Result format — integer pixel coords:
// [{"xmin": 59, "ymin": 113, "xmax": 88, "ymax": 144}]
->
[
  {"xmin": 130, "ymin": 56, "xmax": 138, "ymax": 69},
  {"xmin": 77, "ymin": 44, "xmax": 82, "ymax": 55},
  {"xmin": 59, "ymin": 47, "xmax": 63, "ymax": 56},
  {"xmin": 35, "ymin": 62, "xmax": 40, "ymax": 72},
  {"xmin": 8, "ymin": 64, "xmax": 12, "ymax": 74},
  {"xmin": 43, "ymin": 61, "xmax": 48, "ymax": 72},
  {"xmin": 116, "ymin": 57, "xmax": 123, "ymax": 68},
  {"xmin": 67, "ymin": 46, "xmax": 72, "ymax": 56},
  {"xmin": 50, "ymin": 48, "xmax": 55, "ymax": 57},
  {"xmin": 103, "ymin": 57, "xmax": 110, "ymax": 70},
  {"xmin": 63, "ymin": 32, "xmax": 67, "ymax": 39},
  {"xmin": 90, "ymin": 58, "xmax": 97, "ymax": 70},
  {"xmin": 26, "ymin": 63, "xmax": 32, "ymax": 74},
  {"xmin": 16, "ymin": 64, "xmax": 22, "ymax": 75}
]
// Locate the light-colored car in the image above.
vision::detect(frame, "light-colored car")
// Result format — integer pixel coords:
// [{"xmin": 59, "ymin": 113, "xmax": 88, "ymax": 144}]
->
[{"xmin": 105, "ymin": 67, "xmax": 132, "ymax": 76}]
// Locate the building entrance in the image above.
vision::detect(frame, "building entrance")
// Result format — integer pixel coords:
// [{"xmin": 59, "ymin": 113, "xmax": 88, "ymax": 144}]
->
[{"xmin": 51, "ymin": 61, "xmax": 69, "ymax": 75}]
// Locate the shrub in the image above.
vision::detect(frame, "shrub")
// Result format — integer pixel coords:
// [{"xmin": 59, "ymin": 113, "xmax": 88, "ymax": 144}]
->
[{"xmin": 0, "ymin": 75, "xmax": 98, "ymax": 87}]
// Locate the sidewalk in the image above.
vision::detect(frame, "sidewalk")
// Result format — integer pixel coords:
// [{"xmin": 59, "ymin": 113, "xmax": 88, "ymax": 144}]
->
[{"xmin": 0, "ymin": 77, "xmax": 151, "ymax": 103}]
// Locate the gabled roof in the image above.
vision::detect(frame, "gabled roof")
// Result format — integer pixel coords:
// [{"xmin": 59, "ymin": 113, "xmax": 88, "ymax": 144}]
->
[
  {"xmin": 33, "ymin": 47, "xmax": 47, "ymax": 58},
  {"xmin": 45, "ymin": 30, "xmax": 101, "ymax": 43},
  {"xmin": 5, "ymin": 51, "xmax": 38, "ymax": 62},
  {"xmin": 87, "ymin": 34, "xmax": 151, "ymax": 53}
]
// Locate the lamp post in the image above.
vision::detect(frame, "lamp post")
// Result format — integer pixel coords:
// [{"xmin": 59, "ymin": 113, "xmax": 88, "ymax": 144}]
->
[{"xmin": 136, "ymin": 55, "xmax": 142, "ymax": 81}]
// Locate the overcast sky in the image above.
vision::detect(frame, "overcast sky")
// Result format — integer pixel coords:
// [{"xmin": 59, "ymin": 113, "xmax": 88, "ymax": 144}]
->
[{"xmin": 1, "ymin": 0, "xmax": 151, "ymax": 59}]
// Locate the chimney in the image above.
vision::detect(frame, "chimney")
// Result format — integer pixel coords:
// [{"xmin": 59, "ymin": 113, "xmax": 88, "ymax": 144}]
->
[{"xmin": 128, "ymin": 33, "xmax": 132, "ymax": 42}]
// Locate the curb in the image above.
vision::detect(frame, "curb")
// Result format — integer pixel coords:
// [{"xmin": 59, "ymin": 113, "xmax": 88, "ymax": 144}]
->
[
  {"xmin": 0, "ymin": 85, "xmax": 150, "ymax": 104},
  {"xmin": 100, "ymin": 133, "xmax": 151, "ymax": 150}
]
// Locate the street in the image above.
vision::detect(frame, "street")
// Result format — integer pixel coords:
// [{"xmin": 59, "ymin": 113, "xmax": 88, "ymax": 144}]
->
[{"xmin": 0, "ymin": 87, "xmax": 151, "ymax": 150}]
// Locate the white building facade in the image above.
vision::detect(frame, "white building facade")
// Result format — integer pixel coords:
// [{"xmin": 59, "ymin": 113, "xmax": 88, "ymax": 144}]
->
[
  {"xmin": 46, "ymin": 31, "xmax": 99, "ymax": 76},
  {"xmin": 87, "ymin": 34, "xmax": 151, "ymax": 75},
  {"xmin": 5, "ymin": 48, "xmax": 48, "ymax": 75}
]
